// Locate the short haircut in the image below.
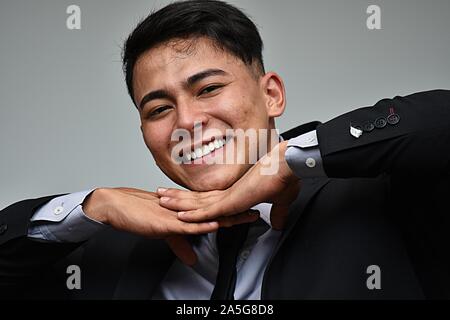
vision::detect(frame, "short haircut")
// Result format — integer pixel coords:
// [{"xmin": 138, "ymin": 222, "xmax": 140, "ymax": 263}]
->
[{"xmin": 122, "ymin": 0, "xmax": 265, "ymax": 105}]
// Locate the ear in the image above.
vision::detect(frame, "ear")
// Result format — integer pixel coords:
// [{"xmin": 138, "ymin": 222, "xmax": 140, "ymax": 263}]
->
[{"xmin": 260, "ymin": 72, "xmax": 286, "ymax": 118}]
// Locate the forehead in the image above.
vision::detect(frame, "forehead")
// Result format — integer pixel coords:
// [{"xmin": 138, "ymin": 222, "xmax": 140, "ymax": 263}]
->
[
  {"xmin": 136, "ymin": 37, "xmax": 244, "ymax": 70},
  {"xmin": 132, "ymin": 38, "xmax": 247, "ymax": 92}
]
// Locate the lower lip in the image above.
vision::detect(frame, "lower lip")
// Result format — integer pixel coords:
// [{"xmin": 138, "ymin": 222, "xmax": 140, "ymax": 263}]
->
[{"xmin": 181, "ymin": 139, "xmax": 232, "ymax": 167}]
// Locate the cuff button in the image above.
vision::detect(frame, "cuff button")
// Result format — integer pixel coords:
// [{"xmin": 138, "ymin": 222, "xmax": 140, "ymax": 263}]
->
[
  {"xmin": 54, "ymin": 206, "xmax": 64, "ymax": 215},
  {"xmin": 305, "ymin": 158, "xmax": 316, "ymax": 168}
]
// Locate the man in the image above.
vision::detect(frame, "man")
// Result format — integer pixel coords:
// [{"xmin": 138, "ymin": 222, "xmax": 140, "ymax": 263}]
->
[{"xmin": 1, "ymin": 0, "xmax": 449, "ymax": 299}]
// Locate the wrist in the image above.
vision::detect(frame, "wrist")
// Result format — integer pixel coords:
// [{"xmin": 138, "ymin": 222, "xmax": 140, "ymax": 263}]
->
[
  {"xmin": 285, "ymin": 130, "xmax": 326, "ymax": 179},
  {"xmin": 278, "ymin": 141, "xmax": 300, "ymax": 183},
  {"xmin": 82, "ymin": 188, "xmax": 110, "ymax": 224}
]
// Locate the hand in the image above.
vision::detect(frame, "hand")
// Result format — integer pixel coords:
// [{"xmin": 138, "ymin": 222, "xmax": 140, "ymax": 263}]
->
[
  {"xmin": 82, "ymin": 187, "xmax": 259, "ymax": 266},
  {"xmin": 157, "ymin": 141, "xmax": 301, "ymax": 230},
  {"xmin": 82, "ymin": 187, "xmax": 218, "ymax": 266}
]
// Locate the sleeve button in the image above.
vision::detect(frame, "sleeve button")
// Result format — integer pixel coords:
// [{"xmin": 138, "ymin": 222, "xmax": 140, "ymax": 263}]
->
[
  {"xmin": 363, "ymin": 121, "xmax": 375, "ymax": 132},
  {"xmin": 387, "ymin": 114, "xmax": 400, "ymax": 125},
  {"xmin": 374, "ymin": 117, "xmax": 387, "ymax": 128}
]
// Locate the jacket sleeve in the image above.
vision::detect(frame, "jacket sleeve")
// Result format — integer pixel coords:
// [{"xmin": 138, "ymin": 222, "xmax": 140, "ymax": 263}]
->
[
  {"xmin": 0, "ymin": 195, "xmax": 82, "ymax": 292},
  {"xmin": 316, "ymin": 89, "xmax": 450, "ymax": 179}
]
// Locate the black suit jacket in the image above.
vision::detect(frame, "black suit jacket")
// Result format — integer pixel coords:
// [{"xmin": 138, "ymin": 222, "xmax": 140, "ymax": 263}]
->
[{"xmin": 1, "ymin": 90, "xmax": 449, "ymax": 299}]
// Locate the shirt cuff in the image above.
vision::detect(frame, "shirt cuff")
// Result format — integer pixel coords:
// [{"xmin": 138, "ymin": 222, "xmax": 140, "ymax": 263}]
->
[
  {"xmin": 28, "ymin": 189, "xmax": 107, "ymax": 243},
  {"xmin": 285, "ymin": 130, "xmax": 327, "ymax": 179}
]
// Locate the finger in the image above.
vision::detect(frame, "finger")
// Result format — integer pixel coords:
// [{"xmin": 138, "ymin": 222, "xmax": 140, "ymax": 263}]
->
[
  {"xmin": 157, "ymin": 187, "xmax": 220, "ymax": 200},
  {"xmin": 159, "ymin": 196, "xmax": 207, "ymax": 211},
  {"xmin": 174, "ymin": 219, "xmax": 220, "ymax": 235},
  {"xmin": 157, "ymin": 187, "xmax": 200, "ymax": 199},
  {"xmin": 166, "ymin": 235, "xmax": 197, "ymax": 266},
  {"xmin": 177, "ymin": 205, "xmax": 228, "ymax": 223},
  {"xmin": 270, "ymin": 204, "xmax": 290, "ymax": 231},
  {"xmin": 217, "ymin": 210, "xmax": 260, "ymax": 228}
]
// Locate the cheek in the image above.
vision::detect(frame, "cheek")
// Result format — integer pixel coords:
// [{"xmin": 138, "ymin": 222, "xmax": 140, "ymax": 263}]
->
[
  {"xmin": 142, "ymin": 126, "xmax": 171, "ymax": 159},
  {"xmin": 218, "ymin": 94, "xmax": 266, "ymax": 128}
]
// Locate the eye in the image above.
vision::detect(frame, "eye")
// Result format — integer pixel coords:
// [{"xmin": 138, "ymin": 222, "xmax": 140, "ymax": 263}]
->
[
  {"xmin": 148, "ymin": 105, "xmax": 172, "ymax": 118},
  {"xmin": 199, "ymin": 85, "xmax": 224, "ymax": 96}
]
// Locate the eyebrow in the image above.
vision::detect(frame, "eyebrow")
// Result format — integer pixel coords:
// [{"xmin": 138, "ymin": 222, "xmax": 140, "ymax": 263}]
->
[
  {"xmin": 185, "ymin": 68, "xmax": 228, "ymax": 87},
  {"xmin": 138, "ymin": 68, "xmax": 229, "ymax": 110},
  {"xmin": 139, "ymin": 89, "xmax": 174, "ymax": 110}
]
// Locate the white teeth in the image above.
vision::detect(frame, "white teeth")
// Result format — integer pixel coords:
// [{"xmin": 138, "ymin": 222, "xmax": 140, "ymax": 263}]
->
[
  {"xmin": 195, "ymin": 148, "xmax": 203, "ymax": 158},
  {"xmin": 202, "ymin": 145, "xmax": 211, "ymax": 156},
  {"xmin": 183, "ymin": 137, "xmax": 231, "ymax": 162}
]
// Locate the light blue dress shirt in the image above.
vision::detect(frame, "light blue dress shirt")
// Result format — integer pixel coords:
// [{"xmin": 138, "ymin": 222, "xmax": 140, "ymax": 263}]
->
[
  {"xmin": 153, "ymin": 203, "xmax": 279, "ymax": 300},
  {"xmin": 27, "ymin": 131, "xmax": 324, "ymax": 299},
  {"xmin": 28, "ymin": 189, "xmax": 105, "ymax": 242}
]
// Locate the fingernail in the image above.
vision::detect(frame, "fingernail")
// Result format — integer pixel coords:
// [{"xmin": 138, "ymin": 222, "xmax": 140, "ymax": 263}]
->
[
  {"xmin": 209, "ymin": 222, "xmax": 218, "ymax": 227},
  {"xmin": 160, "ymin": 197, "xmax": 170, "ymax": 203},
  {"xmin": 157, "ymin": 187, "xmax": 168, "ymax": 193},
  {"xmin": 178, "ymin": 211, "xmax": 186, "ymax": 217}
]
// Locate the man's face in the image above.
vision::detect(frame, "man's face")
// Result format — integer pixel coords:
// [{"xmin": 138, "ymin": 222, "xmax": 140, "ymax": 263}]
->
[{"xmin": 133, "ymin": 37, "xmax": 284, "ymax": 191}]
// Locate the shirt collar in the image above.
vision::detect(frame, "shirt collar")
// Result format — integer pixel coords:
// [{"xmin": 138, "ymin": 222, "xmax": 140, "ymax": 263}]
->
[{"xmin": 252, "ymin": 203, "xmax": 272, "ymax": 227}]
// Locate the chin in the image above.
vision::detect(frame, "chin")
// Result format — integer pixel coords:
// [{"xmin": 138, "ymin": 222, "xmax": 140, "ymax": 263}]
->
[
  {"xmin": 182, "ymin": 165, "xmax": 249, "ymax": 191},
  {"xmin": 189, "ymin": 179, "xmax": 232, "ymax": 192},
  {"xmin": 185, "ymin": 174, "xmax": 234, "ymax": 192}
]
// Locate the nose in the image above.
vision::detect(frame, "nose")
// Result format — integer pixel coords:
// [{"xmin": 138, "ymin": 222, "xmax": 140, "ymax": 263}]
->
[{"xmin": 176, "ymin": 101, "xmax": 209, "ymax": 132}]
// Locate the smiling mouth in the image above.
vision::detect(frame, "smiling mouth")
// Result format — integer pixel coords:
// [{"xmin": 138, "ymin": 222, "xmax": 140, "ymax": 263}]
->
[{"xmin": 180, "ymin": 136, "xmax": 233, "ymax": 163}]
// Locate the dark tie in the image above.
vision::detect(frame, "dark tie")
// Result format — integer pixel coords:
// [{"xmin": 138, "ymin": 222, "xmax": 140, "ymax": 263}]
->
[{"xmin": 210, "ymin": 223, "xmax": 250, "ymax": 300}]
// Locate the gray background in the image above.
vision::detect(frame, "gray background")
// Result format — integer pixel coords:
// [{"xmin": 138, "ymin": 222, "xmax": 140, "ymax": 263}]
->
[{"xmin": 1, "ymin": 0, "xmax": 450, "ymax": 209}]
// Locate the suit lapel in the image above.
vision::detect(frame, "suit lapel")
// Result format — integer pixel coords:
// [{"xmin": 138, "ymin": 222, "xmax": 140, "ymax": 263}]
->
[
  {"xmin": 277, "ymin": 177, "xmax": 330, "ymax": 251},
  {"xmin": 261, "ymin": 177, "xmax": 330, "ymax": 298}
]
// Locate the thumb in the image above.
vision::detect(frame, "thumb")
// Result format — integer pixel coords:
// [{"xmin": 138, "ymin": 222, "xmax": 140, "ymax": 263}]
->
[
  {"xmin": 166, "ymin": 235, "xmax": 197, "ymax": 266},
  {"xmin": 270, "ymin": 204, "xmax": 290, "ymax": 231}
]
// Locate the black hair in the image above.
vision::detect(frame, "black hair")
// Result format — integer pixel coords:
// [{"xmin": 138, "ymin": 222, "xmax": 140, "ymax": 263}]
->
[{"xmin": 122, "ymin": 0, "xmax": 265, "ymax": 105}]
